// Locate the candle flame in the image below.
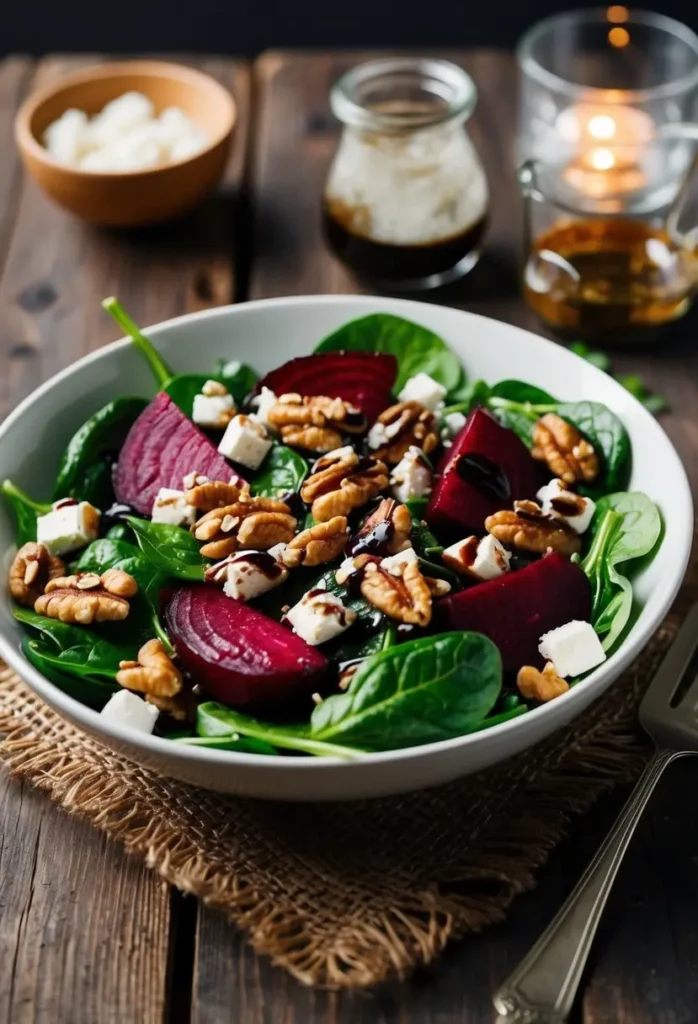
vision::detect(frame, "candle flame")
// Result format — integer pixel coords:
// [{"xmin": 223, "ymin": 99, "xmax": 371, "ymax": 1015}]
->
[
  {"xmin": 589, "ymin": 148, "xmax": 616, "ymax": 171},
  {"xmin": 588, "ymin": 115, "xmax": 617, "ymax": 140}
]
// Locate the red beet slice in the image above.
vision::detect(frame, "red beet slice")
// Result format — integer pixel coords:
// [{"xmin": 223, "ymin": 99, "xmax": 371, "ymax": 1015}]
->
[
  {"xmin": 426, "ymin": 408, "xmax": 541, "ymax": 539},
  {"xmin": 258, "ymin": 352, "xmax": 397, "ymax": 424},
  {"xmin": 166, "ymin": 585, "xmax": 328, "ymax": 710},
  {"xmin": 115, "ymin": 393, "xmax": 245, "ymax": 515},
  {"xmin": 432, "ymin": 553, "xmax": 591, "ymax": 673}
]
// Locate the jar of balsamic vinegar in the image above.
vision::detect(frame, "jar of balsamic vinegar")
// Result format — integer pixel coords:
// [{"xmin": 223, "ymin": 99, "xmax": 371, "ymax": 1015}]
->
[{"xmin": 323, "ymin": 58, "xmax": 489, "ymax": 291}]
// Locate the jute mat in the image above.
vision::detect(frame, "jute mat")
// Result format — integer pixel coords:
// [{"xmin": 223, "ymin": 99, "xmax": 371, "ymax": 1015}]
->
[{"xmin": 0, "ymin": 613, "xmax": 681, "ymax": 990}]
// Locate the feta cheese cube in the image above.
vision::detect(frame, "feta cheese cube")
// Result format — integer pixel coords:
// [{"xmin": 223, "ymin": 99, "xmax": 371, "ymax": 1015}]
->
[
  {"xmin": 36, "ymin": 500, "xmax": 100, "ymax": 556},
  {"xmin": 538, "ymin": 620, "xmax": 607, "ymax": 678},
  {"xmin": 335, "ymin": 556, "xmax": 359, "ymax": 585},
  {"xmin": 285, "ymin": 588, "xmax": 357, "ymax": 646},
  {"xmin": 151, "ymin": 488, "xmax": 196, "ymax": 528},
  {"xmin": 222, "ymin": 549, "xmax": 289, "ymax": 602},
  {"xmin": 398, "ymin": 372, "xmax": 447, "ymax": 412},
  {"xmin": 192, "ymin": 392, "xmax": 235, "ymax": 428},
  {"xmin": 443, "ymin": 411, "xmax": 466, "ymax": 438},
  {"xmin": 267, "ymin": 542, "xmax": 289, "ymax": 562},
  {"xmin": 218, "ymin": 414, "xmax": 272, "ymax": 469},
  {"xmin": 442, "ymin": 534, "xmax": 511, "ymax": 580},
  {"xmin": 100, "ymin": 689, "xmax": 159, "ymax": 734},
  {"xmin": 390, "ymin": 446, "xmax": 432, "ymax": 502},
  {"xmin": 367, "ymin": 420, "xmax": 390, "ymax": 451},
  {"xmin": 250, "ymin": 387, "xmax": 279, "ymax": 432},
  {"xmin": 537, "ymin": 479, "xmax": 595, "ymax": 534},
  {"xmin": 381, "ymin": 547, "xmax": 418, "ymax": 576}
]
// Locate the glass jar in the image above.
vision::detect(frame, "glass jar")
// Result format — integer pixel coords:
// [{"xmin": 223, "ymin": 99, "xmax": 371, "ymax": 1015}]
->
[{"xmin": 323, "ymin": 57, "xmax": 489, "ymax": 291}]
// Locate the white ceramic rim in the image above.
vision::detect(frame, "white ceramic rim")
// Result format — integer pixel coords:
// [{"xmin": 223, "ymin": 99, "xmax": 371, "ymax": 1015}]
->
[{"xmin": 0, "ymin": 295, "xmax": 692, "ymax": 776}]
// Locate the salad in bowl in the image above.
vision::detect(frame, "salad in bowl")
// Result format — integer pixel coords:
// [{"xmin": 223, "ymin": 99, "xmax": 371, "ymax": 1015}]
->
[{"xmin": 1, "ymin": 298, "xmax": 669, "ymax": 769}]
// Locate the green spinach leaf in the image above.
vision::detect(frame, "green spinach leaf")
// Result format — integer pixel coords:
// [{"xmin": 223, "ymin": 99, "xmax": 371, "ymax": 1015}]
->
[
  {"xmin": 1, "ymin": 480, "xmax": 51, "ymax": 545},
  {"xmin": 52, "ymin": 397, "xmax": 148, "ymax": 502},
  {"xmin": 15, "ymin": 606, "xmax": 134, "ymax": 679},
  {"xmin": 22, "ymin": 635, "xmax": 117, "ymax": 707},
  {"xmin": 251, "ymin": 443, "xmax": 308, "ymax": 499},
  {"xmin": 126, "ymin": 517, "xmax": 206, "ymax": 581},
  {"xmin": 410, "ymin": 518, "xmax": 443, "ymax": 559},
  {"xmin": 102, "ymin": 297, "xmax": 173, "ymax": 388},
  {"xmin": 163, "ymin": 374, "xmax": 214, "ymax": 417},
  {"xmin": 195, "ymin": 702, "xmax": 361, "ymax": 759},
  {"xmin": 310, "ymin": 631, "xmax": 501, "ymax": 750},
  {"xmin": 213, "ymin": 359, "xmax": 259, "ymax": 404},
  {"xmin": 314, "ymin": 313, "xmax": 464, "ymax": 392},
  {"xmin": 490, "ymin": 380, "xmax": 558, "ymax": 405},
  {"xmin": 174, "ymin": 733, "xmax": 278, "ymax": 755}
]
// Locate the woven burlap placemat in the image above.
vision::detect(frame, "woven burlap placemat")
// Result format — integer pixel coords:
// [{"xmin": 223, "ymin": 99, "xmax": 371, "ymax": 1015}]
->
[{"xmin": 0, "ymin": 615, "xmax": 680, "ymax": 989}]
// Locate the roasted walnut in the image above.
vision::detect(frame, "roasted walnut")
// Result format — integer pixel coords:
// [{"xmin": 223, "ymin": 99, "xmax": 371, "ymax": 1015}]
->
[
  {"xmin": 185, "ymin": 479, "xmax": 245, "ymax": 512},
  {"xmin": 300, "ymin": 447, "xmax": 389, "ymax": 522},
  {"xmin": 117, "ymin": 638, "xmax": 183, "ymax": 698},
  {"xmin": 531, "ymin": 414, "xmax": 599, "ymax": 485},
  {"xmin": 517, "ymin": 662, "xmax": 569, "ymax": 702},
  {"xmin": 367, "ymin": 400, "xmax": 440, "ymax": 464},
  {"xmin": 485, "ymin": 500, "xmax": 581, "ymax": 556},
  {"xmin": 350, "ymin": 497, "xmax": 412, "ymax": 557},
  {"xmin": 282, "ymin": 517, "xmax": 348, "ymax": 568},
  {"xmin": 359, "ymin": 559, "xmax": 432, "ymax": 627},
  {"xmin": 193, "ymin": 494, "xmax": 297, "ymax": 558},
  {"xmin": 267, "ymin": 393, "xmax": 366, "ymax": 452},
  {"xmin": 35, "ymin": 587, "xmax": 130, "ymax": 624},
  {"xmin": 9, "ymin": 542, "xmax": 65, "ymax": 607}
]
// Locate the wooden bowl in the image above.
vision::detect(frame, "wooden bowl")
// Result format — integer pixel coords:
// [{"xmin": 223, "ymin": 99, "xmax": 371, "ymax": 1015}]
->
[{"xmin": 15, "ymin": 61, "xmax": 236, "ymax": 227}]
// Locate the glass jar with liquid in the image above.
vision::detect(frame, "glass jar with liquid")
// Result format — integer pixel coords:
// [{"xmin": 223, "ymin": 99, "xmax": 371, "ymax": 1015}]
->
[{"xmin": 323, "ymin": 58, "xmax": 489, "ymax": 291}]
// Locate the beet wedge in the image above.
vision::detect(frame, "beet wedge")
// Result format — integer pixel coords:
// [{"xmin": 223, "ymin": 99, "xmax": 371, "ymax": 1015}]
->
[
  {"xmin": 426, "ymin": 408, "xmax": 541, "ymax": 539},
  {"xmin": 432, "ymin": 553, "xmax": 591, "ymax": 673},
  {"xmin": 167, "ymin": 585, "xmax": 328, "ymax": 711},
  {"xmin": 258, "ymin": 352, "xmax": 397, "ymax": 424},
  {"xmin": 114, "ymin": 392, "xmax": 245, "ymax": 515}
]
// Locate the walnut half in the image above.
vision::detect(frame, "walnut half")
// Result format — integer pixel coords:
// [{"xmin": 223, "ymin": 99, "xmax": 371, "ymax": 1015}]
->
[
  {"xmin": 359, "ymin": 559, "xmax": 432, "ymax": 627},
  {"xmin": 117, "ymin": 638, "xmax": 183, "ymax": 698},
  {"xmin": 532, "ymin": 413, "xmax": 599, "ymax": 485},
  {"xmin": 9, "ymin": 542, "xmax": 65, "ymax": 607},
  {"xmin": 367, "ymin": 401, "xmax": 440, "ymax": 464},
  {"xmin": 193, "ymin": 494, "xmax": 297, "ymax": 559},
  {"xmin": 486, "ymin": 500, "xmax": 581, "ymax": 556},
  {"xmin": 517, "ymin": 662, "xmax": 569, "ymax": 702},
  {"xmin": 282, "ymin": 517, "xmax": 348, "ymax": 568},
  {"xmin": 267, "ymin": 393, "xmax": 366, "ymax": 452},
  {"xmin": 300, "ymin": 447, "xmax": 388, "ymax": 522}
]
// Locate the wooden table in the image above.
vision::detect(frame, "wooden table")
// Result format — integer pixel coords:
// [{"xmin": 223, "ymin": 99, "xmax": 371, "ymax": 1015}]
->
[{"xmin": 1, "ymin": 51, "xmax": 698, "ymax": 1024}]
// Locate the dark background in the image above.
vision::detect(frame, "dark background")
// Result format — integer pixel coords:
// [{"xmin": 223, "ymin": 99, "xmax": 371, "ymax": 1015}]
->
[{"xmin": 3, "ymin": 1, "xmax": 698, "ymax": 56}]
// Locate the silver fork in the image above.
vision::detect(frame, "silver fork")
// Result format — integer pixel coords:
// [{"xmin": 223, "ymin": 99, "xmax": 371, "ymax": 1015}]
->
[{"xmin": 493, "ymin": 601, "xmax": 698, "ymax": 1024}]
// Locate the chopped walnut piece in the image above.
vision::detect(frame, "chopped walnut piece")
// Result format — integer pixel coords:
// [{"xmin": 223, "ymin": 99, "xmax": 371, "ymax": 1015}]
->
[
  {"xmin": 531, "ymin": 414, "xmax": 599, "ymax": 485},
  {"xmin": 282, "ymin": 517, "xmax": 348, "ymax": 568},
  {"xmin": 517, "ymin": 662, "xmax": 569, "ymax": 702},
  {"xmin": 185, "ymin": 480, "xmax": 244, "ymax": 512},
  {"xmin": 101, "ymin": 568, "xmax": 139, "ymax": 598},
  {"xmin": 267, "ymin": 393, "xmax": 366, "ymax": 452},
  {"xmin": 350, "ymin": 497, "xmax": 412, "ymax": 556},
  {"xmin": 368, "ymin": 400, "xmax": 440, "ymax": 464},
  {"xmin": 359, "ymin": 559, "xmax": 432, "ymax": 627},
  {"xmin": 300, "ymin": 447, "xmax": 389, "ymax": 523},
  {"xmin": 35, "ymin": 587, "xmax": 130, "ymax": 624},
  {"xmin": 117, "ymin": 638, "xmax": 183, "ymax": 698},
  {"xmin": 193, "ymin": 495, "xmax": 296, "ymax": 558},
  {"xmin": 485, "ymin": 500, "xmax": 581, "ymax": 556},
  {"xmin": 146, "ymin": 691, "xmax": 195, "ymax": 723},
  {"xmin": 45, "ymin": 569, "xmax": 139, "ymax": 598},
  {"xmin": 9, "ymin": 542, "xmax": 65, "ymax": 607}
]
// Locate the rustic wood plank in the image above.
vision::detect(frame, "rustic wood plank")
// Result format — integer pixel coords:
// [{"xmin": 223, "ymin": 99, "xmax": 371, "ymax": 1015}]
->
[
  {"xmin": 0, "ymin": 54, "xmax": 251, "ymax": 420},
  {"xmin": 0, "ymin": 53, "xmax": 251, "ymax": 1023}
]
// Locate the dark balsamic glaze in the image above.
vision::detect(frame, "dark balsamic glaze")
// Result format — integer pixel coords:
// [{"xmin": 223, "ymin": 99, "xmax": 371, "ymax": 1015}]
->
[
  {"xmin": 347, "ymin": 520, "xmax": 395, "ymax": 558},
  {"xmin": 241, "ymin": 551, "xmax": 285, "ymax": 580},
  {"xmin": 102, "ymin": 501, "xmax": 137, "ymax": 529},
  {"xmin": 344, "ymin": 409, "xmax": 367, "ymax": 431},
  {"xmin": 456, "ymin": 453, "xmax": 511, "ymax": 501},
  {"xmin": 550, "ymin": 495, "xmax": 583, "ymax": 517}
]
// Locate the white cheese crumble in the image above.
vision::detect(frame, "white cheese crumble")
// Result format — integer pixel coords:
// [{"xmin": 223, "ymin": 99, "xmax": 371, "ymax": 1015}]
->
[
  {"xmin": 43, "ymin": 92, "xmax": 209, "ymax": 171},
  {"xmin": 285, "ymin": 589, "xmax": 356, "ymax": 646},
  {"xmin": 380, "ymin": 547, "xmax": 418, "ymax": 576},
  {"xmin": 36, "ymin": 500, "xmax": 100, "ymax": 556},
  {"xmin": 222, "ymin": 549, "xmax": 289, "ymax": 602},
  {"xmin": 100, "ymin": 689, "xmax": 159, "ymax": 734},
  {"xmin": 443, "ymin": 411, "xmax": 467, "ymax": 438},
  {"xmin": 192, "ymin": 393, "xmax": 235, "ymax": 428},
  {"xmin": 538, "ymin": 620, "xmax": 607, "ymax": 678},
  {"xmin": 151, "ymin": 488, "xmax": 196, "ymax": 528},
  {"xmin": 442, "ymin": 534, "xmax": 511, "ymax": 580},
  {"xmin": 218, "ymin": 414, "xmax": 272, "ymax": 469},
  {"xmin": 537, "ymin": 478, "xmax": 595, "ymax": 534},
  {"xmin": 249, "ymin": 387, "xmax": 279, "ymax": 432},
  {"xmin": 398, "ymin": 373, "xmax": 448, "ymax": 412},
  {"xmin": 390, "ymin": 446, "xmax": 432, "ymax": 502}
]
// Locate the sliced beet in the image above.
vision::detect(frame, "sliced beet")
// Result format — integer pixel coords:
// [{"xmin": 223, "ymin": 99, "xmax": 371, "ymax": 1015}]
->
[
  {"xmin": 114, "ymin": 393, "xmax": 245, "ymax": 515},
  {"xmin": 258, "ymin": 352, "xmax": 397, "ymax": 424},
  {"xmin": 426, "ymin": 408, "xmax": 541, "ymax": 539},
  {"xmin": 166, "ymin": 585, "xmax": 328, "ymax": 711},
  {"xmin": 432, "ymin": 553, "xmax": 591, "ymax": 673}
]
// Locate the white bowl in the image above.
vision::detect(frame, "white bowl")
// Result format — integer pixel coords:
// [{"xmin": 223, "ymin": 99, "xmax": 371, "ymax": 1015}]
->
[{"xmin": 0, "ymin": 296, "xmax": 692, "ymax": 801}]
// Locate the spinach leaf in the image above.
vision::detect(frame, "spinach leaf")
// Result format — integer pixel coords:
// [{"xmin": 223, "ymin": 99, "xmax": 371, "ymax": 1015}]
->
[
  {"xmin": 568, "ymin": 342, "xmax": 611, "ymax": 372},
  {"xmin": 557, "ymin": 401, "xmax": 631, "ymax": 497},
  {"xmin": 22, "ymin": 635, "xmax": 117, "ymax": 707},
  {"xmin": 195, "ymin": 702, "xmax": 361, "ymax": 759},
  {"xmin": 163, "ymin": 374, "xmax": 214, "ymax": 417},
  {"xmin": 410, "ymin": 518, "xmax": 443, "ymax": 559},
  {"xmin": 52, "ymin": 397, "xmax": 148, "ymax": 502},
  {"xmin": 310, "ymin": 631, "xmax": 501, "ymax": 750},
  {"xmin": 15, "ymin": 606, "xmax": 134, "ymax": 679},
  {"xmin": 106, "ymin": 522, "xmax": 134, "ymax": 542},
  {"xmin": 251, "ymin": 443, "xmax": 308, "ymax": 499},
  {"xmin": 471, "ymin": 704, "xmax": 528, "ymax": 730},
  {"xmin": 126, "ymin": 517, "xmax": 206, "ymax": 581},
  {"xmin": 442, "ymin": 378, "xmax": 491, "ymax": 414},
  {"xmin": 314, "ymin": 313, "xmax": 464, "ymax": 392},
  {"xmin": 1, "ymin": 480, "xmax": 51, "ymax": 545},
  {"xmin": 487, "ymin": 383, "xmax": 558, "ymax": 446},
  {"xmin": 102, "ymin": 297, "xmax": 173, "ymax": 388},
  {"xmin": 581, "ymin": 492, "xmax": 661, "ymax": 652},
  {"xmin": 405, "ymin": 497, "xmax": 429, "ymax": 519},
  {"xmin": 490, "ymin": 380, "xmax": 558, "ymax": 405},
  {"xmin": 174, "ymin": 733, "xmax": 278, "ymax": 755},
  {"xmin": 213, "ymin": 359, "xmax": 259, "ymax": 404}
]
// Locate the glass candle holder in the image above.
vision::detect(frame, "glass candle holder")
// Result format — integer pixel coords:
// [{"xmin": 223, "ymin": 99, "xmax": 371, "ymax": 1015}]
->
[
  {"xmin": 517, "ymin": 8, "xmax": 698, "ymax": 341},
  {"xmin": 323, "ymin": 58, "xmax": 489, "ymax": 291}
]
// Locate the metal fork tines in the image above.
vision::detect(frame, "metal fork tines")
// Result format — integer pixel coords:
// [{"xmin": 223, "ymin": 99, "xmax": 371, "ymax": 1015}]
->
[{"xmin": 493, "ymin": 601, "xmax": 698, "ymax": 1024}]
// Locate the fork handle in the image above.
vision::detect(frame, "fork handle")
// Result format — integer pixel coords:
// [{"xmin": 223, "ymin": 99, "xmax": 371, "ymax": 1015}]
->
[{"xmin": 493, "ymin": 748, "xmax": 688, "ymax": 1023}]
